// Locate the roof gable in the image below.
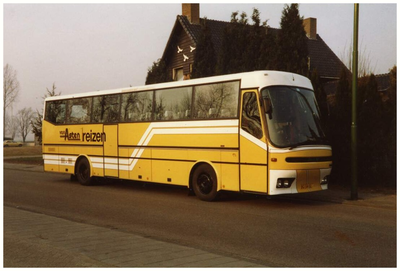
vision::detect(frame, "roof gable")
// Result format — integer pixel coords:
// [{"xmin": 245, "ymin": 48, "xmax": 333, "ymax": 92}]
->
[{"xmin": 307, "ymin": 34, "xmax": 349, "ymax": 80}]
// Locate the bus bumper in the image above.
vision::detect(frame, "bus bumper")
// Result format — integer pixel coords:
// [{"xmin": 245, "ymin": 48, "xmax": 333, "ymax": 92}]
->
[{"xmin": 269, "ymin": 168, "xmax": 330, "ymax": 195}]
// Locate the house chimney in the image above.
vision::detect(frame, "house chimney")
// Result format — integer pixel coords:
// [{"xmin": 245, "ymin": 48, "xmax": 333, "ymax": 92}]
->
[
  {"xmin": 182, "ymin": 3, "xmax": 200, "ymax": 24},
  {"xmin": 303, "ymin": 18, "xmax": 317, "ymax": 39}
]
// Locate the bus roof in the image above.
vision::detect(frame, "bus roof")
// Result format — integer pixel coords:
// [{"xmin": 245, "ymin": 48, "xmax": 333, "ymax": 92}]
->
[{"xmin": 44, "ymin": 70, "xmax": 313, "ymax": 102}]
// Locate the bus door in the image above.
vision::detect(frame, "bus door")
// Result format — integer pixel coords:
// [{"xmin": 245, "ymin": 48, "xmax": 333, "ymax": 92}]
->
[
  {"xmin": 239, "ymin": 90, "xmax": 268, "ymax": 193},
  {"xmin": 103, "ymin": 124, "xmax": 119, "ymax": 177}
]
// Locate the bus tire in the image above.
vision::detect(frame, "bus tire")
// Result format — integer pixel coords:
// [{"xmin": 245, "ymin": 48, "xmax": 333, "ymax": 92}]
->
[
  {"xmin": 192, "ymin": 164, "xmax": 218, "ymax": 201},
  {"xmin": 75, "ymin": 157, "xmax": 94, "ymax": 186}
]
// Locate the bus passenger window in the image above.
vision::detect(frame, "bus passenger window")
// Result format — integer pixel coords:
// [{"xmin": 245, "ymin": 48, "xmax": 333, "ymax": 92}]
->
[
  {"xmin": 121, "ymin": 92, "xmax": 153, "ymax": 122},
  {"xmin": 45, "ymin": 100, "xmax": 66, "ymax": 124},
  {"xmin": 92, "ymin": 95, "xmax": 120, "ymax": 123},
  {"xmin": 241, "ymin": 92, "xmax": 262, "ymax": 139},
  {"xmin": 193, "ymin": 81, "xmax": 239, "ymax": 119},
  {"xmin": 155, "ymin": 87, "xmax": 192, "ymax": 121},
  {"xmin": 68, "ymin": 98, "xmax": 92, "ymax": 124}
]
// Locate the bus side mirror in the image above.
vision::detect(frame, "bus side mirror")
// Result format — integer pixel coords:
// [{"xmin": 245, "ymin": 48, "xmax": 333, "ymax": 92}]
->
[{"xmin": 263, "ymin": 98, "xmax": 272, "ymax": 119}]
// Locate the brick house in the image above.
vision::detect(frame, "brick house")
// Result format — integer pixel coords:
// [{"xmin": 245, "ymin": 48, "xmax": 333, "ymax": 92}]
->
[{"xmin": 160, "ymin": 4, "xmax": 348, "ymax": 88}]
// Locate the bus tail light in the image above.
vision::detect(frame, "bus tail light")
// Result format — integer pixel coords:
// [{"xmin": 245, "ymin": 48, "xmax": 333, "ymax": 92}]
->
[{"xmin": 277, "ymin": 178, "xmax": 295, "ymax": 188}]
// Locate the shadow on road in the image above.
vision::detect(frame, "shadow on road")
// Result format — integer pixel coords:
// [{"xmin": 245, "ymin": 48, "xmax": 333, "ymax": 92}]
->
[{"xmin": 64, "ymin": 175, "xmax": 340, "ymax": 207}]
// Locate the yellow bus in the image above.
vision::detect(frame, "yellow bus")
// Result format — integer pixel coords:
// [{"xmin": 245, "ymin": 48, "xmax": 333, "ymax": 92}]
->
[{"xmin": 42, "ymin": 71, "xmax": 332, "ymax": 201}]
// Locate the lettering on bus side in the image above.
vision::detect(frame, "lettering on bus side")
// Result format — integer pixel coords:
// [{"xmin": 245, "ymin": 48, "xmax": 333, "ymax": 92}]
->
[
  {"xmin": 60, "ymin": 128, "xmax": 80, "ymax": 141},
  {"xmin": 82, "ymin": 130, "xmax": 106, "ymax": 142},
  {"xmin": 60, "ymin": 128, "xmax": 106, "ymax": 142}
]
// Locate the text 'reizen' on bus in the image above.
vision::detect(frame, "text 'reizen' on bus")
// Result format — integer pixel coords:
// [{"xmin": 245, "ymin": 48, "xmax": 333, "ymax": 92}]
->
[{"xmin": 42, "ymin": 71, "xmax": 332, "ymax": 201}]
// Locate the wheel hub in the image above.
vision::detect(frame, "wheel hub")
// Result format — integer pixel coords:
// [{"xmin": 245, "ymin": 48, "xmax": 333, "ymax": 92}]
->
[{"xmin": 197, "ymin": 173, "xmax": 213, "ymax": 194}]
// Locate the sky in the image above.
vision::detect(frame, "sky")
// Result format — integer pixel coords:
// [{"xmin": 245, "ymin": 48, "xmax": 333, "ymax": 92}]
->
[{"xmin": 2, "ymin": 2, "xmax": 397, "ymax": 139}]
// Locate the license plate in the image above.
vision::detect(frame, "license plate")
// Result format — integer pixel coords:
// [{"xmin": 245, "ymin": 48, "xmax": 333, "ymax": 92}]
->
[{"xmin": 296, "ymin": 169, "xmax": 321, "ymax": 192}]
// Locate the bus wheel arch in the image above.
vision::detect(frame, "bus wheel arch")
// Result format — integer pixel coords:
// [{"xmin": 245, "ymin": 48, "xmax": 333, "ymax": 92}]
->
[
  {"xmin": 190, "ymin": 162, "xmax": 219, "ymax": 201},
  {"xmin": 75, "ymin": 155, "xmax": 94, "ymax": 186}
]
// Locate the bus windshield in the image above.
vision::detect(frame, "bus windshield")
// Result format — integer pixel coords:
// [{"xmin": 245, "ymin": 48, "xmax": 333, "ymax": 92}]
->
[{"xmin": 261, "ymin": 86, "xmax": 328, "ymax": 148}]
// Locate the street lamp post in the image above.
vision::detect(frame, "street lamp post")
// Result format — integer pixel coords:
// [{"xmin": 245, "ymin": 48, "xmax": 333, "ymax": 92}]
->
[{"xmin": 351, "ymin": 3, "xmax": 359, "ymax": 200}]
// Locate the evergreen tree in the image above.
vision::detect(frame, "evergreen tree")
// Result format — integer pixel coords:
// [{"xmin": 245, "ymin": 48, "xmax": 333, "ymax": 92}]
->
[
  {"xmin": 31, "ymin": 83, "xmax": 60, "ymax": 144},
  {"xmin": 231, "ymin": 12, "xmax": 249, "ymax": 73},
  {"xmin": 245, "ymin": 8, "xmax": 271, "ymax": 71},
  {"xmin": 215, "ymin": 25, "xmax": 231, "ymax": 75},
  {"xmin": 258, "ymin": 26, "xmax": 278, "ymax": 70},
  {"xmin": 217, "ymin": 11, "xmax": 249, "ymax": 75},
  {"xmin": 328, "ymin": 68, "xmax": 397, "ymax": 188},
  {"xmin": 218, "ymin": 8, "xmax": 276, "ymax": 74},
  {"xmin": 310, "ymin": 69, "xmax": 328, "ymax": 132},
  {"xmin": 357, "ymin": 74, "xmax": 383, "ymax": 186},
  {"xmin": 330, "ymin": 68, "xmax": 352, "ymax": 185},
  {"xmin": 387, "ymin": 66, "xmax": 397, "ymax": 138},
  {"xmin": 145, "ymin": 59, "xmax": 171, "ymax": 85},
  {"xmin": 384, "ymin": 66, "xmax": 397, "ymax": 188},
  {"xmin": 243, "ymin": 9, "xmax": 261, "ymax": 71},
  {"xmin": 191, "ymin": 18, "xmax": 217, "ymax": 79},
  {"xmin": 359, "ymin": 74, "xmax": 381, "ymax": 119},
  {"xmin": 277, "ymin": 4, "xmax": 309, "ymax": 76},
  {"xmin": 388, "ymin": 66, "xmax": 397, "ymax": 103}
]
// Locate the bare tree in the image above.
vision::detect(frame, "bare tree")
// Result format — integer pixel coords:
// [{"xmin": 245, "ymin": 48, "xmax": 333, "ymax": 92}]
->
[
  {"xmin": 5, "ymin": 113, "xmax": 18, "ymax": 139},
  {"xmin": 3, "ymin": 64, "xmax": 20, "ymax": 138},
  {"xmin": 340, "ymin": 40, "xmax": 377, "ymax": 77},
  {"xmin": 16, "ymin": 107, "xmax": 34, "ymax": 142},
  {"xmin": 44, "ymin": 82, "xmax": 60, "ymax": 98}
]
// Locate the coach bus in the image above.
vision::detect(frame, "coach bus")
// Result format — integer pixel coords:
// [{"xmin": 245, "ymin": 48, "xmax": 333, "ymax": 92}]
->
[{"xmin": 42, "ymin": 71, "xmax": 332, "ymax": 201}]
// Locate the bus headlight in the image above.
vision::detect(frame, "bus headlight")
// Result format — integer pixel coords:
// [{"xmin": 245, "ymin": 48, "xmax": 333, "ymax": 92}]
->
[
  {"xmin": 276, "ymin": 178, "xmax": 295, "ymax": 188},
  {"xmin": 321, "ymin": 175, "xmax": 330, "ymax": 185}
]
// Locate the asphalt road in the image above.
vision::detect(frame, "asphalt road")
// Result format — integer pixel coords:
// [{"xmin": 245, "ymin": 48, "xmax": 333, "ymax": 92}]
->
[{"xmin": 4, "ymin": 168, "xmax": 396, "ymax": 267}]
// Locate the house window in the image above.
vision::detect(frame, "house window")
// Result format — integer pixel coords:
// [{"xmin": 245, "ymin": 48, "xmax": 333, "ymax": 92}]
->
[{"xmin": 173, "ymin": 68, "xmax": 184, "ymax": 81}]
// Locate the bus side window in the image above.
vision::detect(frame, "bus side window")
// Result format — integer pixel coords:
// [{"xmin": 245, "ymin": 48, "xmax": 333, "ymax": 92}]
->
[
  {"xmin": 68, "ymin": 98, "xmax": 92, "ymax": 124},
  {"xmin": 193, "ymin": 81, "xmax": 239, "ymax": 119},
  {"xmin": 92, "ymin": 95, "xmax": 120, "ymax": 123},
  {"xmin": 121, "ymin": 92, "xmax": 153, "ymax": 122},
  {"xmin": 241, "ymin": 92, "xmax": 262, "ymax": 139},
  {"xmin": 45, "ymin": 100, "xmax": 66, "ymax": 124},
  {"xmin": 155, "ymin": 87, "xmax": 192, "ymax": 121}
]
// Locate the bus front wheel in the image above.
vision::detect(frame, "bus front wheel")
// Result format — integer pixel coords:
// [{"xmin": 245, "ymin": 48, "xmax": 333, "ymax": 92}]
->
[
  {"xmin": 75, "ymin": 158, "xmax": 94, "ymax": 186},
  {"xmin": 192, "ymin": 164, "xmax": 218, "ymax": 201}
]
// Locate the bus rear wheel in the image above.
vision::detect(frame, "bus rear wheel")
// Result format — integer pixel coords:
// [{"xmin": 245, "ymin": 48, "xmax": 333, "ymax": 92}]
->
[
  {"xmin": 192, "ymin": 164, "xmax": 218, "ymax": 201},
  {"xmin": 75, "ymin": 158, "xmax": 94, "ymax": 186}
]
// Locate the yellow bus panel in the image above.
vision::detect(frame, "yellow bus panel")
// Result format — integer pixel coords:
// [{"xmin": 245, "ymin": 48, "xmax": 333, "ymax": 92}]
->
[
  {"xmin": 130, "ymin": 159, "xmax": 152, "ymax": 182},
  {"xmin": 220, "ymin": 163, "xmax": 239, "ymax": 191},
  {"xmin": 240, "ymin": 165, "xmax": 267, "ymax": 193},
  {"xmin": 152, "ymin": 160, "xmax": 190, "ymax": 186}
]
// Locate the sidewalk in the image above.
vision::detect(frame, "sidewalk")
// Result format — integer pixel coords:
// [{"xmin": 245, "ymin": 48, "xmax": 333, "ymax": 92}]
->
[{"xmin": 4, "ymin": 206, "xmax": 264, "ymax": 267}]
